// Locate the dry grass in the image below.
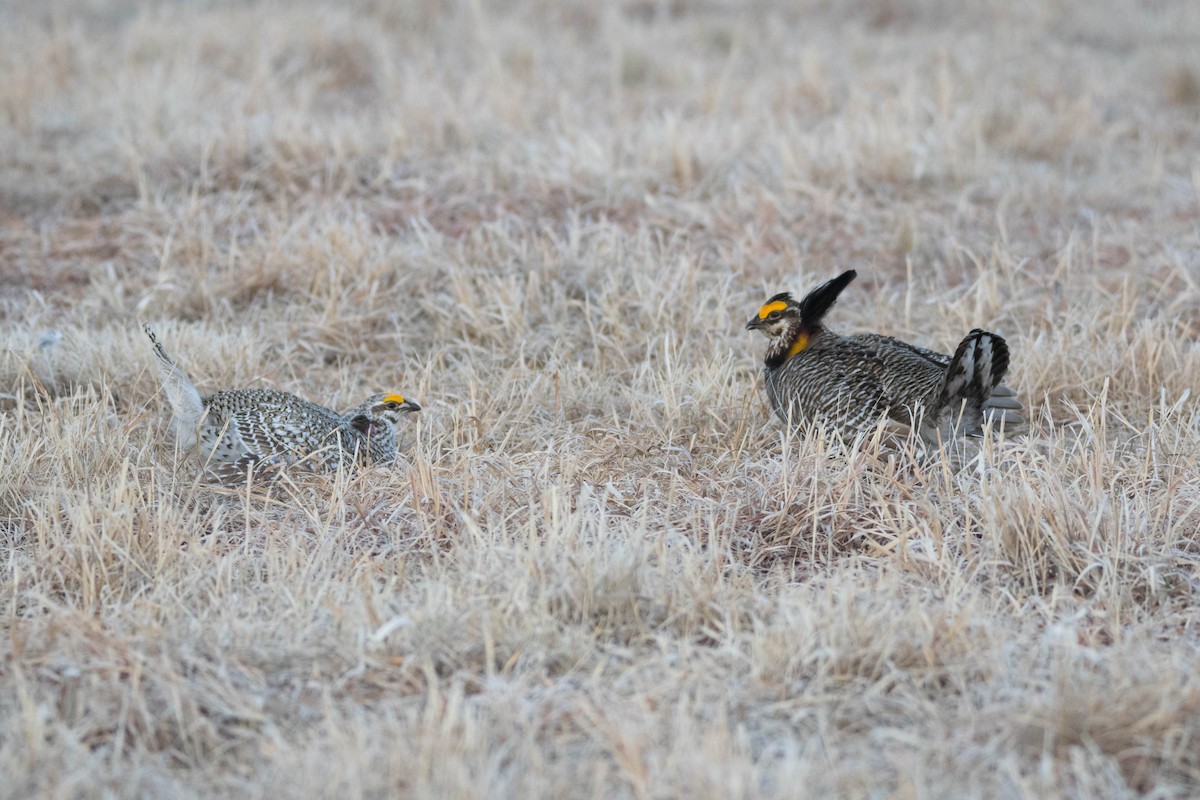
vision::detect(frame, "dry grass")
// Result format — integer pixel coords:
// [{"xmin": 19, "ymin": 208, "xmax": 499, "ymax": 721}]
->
[{"xmin": 2, "ymin": 0, "xmax": 1200, "ymax": 797}]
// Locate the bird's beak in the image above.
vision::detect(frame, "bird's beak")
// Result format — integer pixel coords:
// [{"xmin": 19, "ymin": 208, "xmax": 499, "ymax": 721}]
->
[
  {"xmin": 745, "ymin": 316, "xmax": 765, "ymax": 331},
  {"xmin": 401, "ymin": 399, "xmax": 421, "ymax": 413}
]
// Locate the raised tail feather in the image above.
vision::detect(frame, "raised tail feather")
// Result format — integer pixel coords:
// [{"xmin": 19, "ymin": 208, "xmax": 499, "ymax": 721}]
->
[
  {"xmin": 144, "ymin": 323, "xmax": 204, "ymax": 451},
  {"xmin": 798, "ymin": 269, "xmax": 857, "ymax": 328},
  {"xmin": 932, "ymin": 329, "xmax": 1012, "ymax": 437}
]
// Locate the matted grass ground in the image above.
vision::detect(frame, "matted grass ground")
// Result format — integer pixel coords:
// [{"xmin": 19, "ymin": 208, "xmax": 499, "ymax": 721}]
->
[{"xmin": 2, "ymin": 1, "xmax": 1200, "ymax": 797}]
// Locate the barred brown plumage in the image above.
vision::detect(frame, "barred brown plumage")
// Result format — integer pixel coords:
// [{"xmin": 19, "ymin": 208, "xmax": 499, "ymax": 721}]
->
[
  {"xmin": 144, "ymin": 324, "xmax": 420, "ymax": 480},
  {"xmin": 746, "ymin": 270, "xmax": 1024, "ymax": 442}
]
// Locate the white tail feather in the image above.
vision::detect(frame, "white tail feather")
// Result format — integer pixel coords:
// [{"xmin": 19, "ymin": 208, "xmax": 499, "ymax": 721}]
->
[
  {"xmin": 984, "ymin": 383, "xmax": 1025, "ymax": 425},
  {"xmin": 143, "ymin": 323, "xmax": 204, "ymax": 451}
]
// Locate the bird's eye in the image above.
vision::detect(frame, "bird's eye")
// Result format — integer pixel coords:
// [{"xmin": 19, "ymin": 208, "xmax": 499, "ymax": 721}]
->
[
  {"xmin": 768, "ymin": 311, "xmax": 781, "ymax": 320},
  {"xmin": 386, "ymin": 402, "xmax": 399, "ymax": 409}
]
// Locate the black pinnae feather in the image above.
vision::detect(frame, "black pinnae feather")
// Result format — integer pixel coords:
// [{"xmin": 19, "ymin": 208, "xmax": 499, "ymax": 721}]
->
[{"xmin": 798, "ymin": 269, "xmax": 857, "ymax": 328}]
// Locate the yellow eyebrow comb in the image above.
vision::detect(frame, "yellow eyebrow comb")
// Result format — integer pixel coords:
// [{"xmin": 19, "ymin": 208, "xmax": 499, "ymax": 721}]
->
[{"xmin": 758, "ymin": 300, "xmax": 788, "ymax": 319}]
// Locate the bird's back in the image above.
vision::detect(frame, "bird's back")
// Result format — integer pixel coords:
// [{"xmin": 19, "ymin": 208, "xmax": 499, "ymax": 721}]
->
[
  {"xmin": 200, "ymin": 387, "xmax": 365, "ymax": 471},
  {"xmin": 764, "ymin": 330, "xmax": 1012, "ymax": 439},
  {"xmin": 847, "ymin": 333, "xmax": 949, "ymax": 420}
]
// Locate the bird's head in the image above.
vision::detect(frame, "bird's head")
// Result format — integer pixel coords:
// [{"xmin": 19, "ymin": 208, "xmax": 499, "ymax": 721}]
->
[
  {"xmin": 745, "ymin": 292, "xmax": 802, "ymax": 338},
  {"xmin": 746, "ymin": 271, "xmax": 857, "ymax": 369},
  {"xmin": 746, "ymin": 293, "xmax": 807, "ymax": 369},
  {"xmin": 371, "ymin": 393, "xmax": 422, "ymax": 423},
  {"xmin": 345, "ymin": 393, "xmax": 421, "ymax": 437}
]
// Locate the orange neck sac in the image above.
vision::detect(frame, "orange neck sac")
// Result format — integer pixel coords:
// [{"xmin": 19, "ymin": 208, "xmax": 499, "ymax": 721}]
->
[
  {"xmin": 786, "ymin": 332, "xmax": 810, "ymax": 360},
  {"xmin": 765, "ymin": 326, "xmax": 812, "ymax": 370}
]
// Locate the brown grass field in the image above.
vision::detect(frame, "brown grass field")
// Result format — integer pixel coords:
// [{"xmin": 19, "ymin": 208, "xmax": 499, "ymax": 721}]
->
[{"xmin": 3, "ymin": 0, "xmax": 1200, "ymax": 797}]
